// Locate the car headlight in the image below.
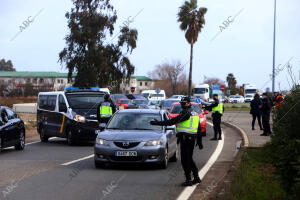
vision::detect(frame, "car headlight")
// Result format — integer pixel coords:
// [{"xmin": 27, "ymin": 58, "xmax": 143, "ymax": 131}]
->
[
  {"xmin": 145, "ymin": 139, "xmax": 163, "ymax": 146},
  {"xmin": 199, "ymin": 118, "xmax": 205, "ymax": 123},
  {"xmin": 96, "ymin": 138, "xmax": 108, "ymax": 146},
  {"xmin": 74, "ymin": 115, "xmax": 86, "ymax": 123}
]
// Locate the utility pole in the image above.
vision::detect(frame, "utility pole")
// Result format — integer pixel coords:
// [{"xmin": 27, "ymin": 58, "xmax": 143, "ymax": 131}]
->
[{"xmin": 272, "ymin": 0, "xmax": 277, "ymax": 93}]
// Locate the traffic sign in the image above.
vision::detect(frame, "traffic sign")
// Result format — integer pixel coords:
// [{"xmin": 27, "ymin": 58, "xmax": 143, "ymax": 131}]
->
[
  {"xmin": 220, "ymin": 85, "xmax": 226, "ymax": 91},
  {"xmin": 130, "ymin": 87, "xmax": 135, "ymax": 93},
  {"xmin": 155, "ymin": 88, "xmax": 161, "ymax": 94},
  {"xmin": 195, "ymin": 98, "xmax": 201, "ymax": 103}
]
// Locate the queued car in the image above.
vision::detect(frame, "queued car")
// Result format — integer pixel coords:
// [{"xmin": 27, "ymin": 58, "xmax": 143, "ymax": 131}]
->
[
  {"xmin": 168, "ymin": 102, "xmax": 208, "ymax": 135},
  {"xmin": 127, "ymin": 99, "xmax": 149, "ymax": 109},
  {"xmin": 159, "ymin": 99, "xmax": 181, "ymax": 111},
  {"xmin": 117, "ymin": 99, "xmax": 131, "ymax": 109},
  {"xmin": 110, "ymin": 94, "xmax": 129, "ymax": 106},
  {"xmin": 0, "ymin": 106, "xmax": 25, "ymax": 152},
  {"xmin": 169, "ymin": 95, "xmax": 184, "ymax": 100},
  {"xmin": 94, "ymin": 109, "xmax": 178, "ymax": 169},
  {"xmin": 126, "ymin": 94, "xmax": 147, "ymax": 100},
  {"xmin": 229, "ymin": 95, "xmax": 245, "ymax": 103},
  {"xmin": 147, "ymin": 100, "xmax": 161, "ymax": 110},
  {"xmin": 244, "ymin": 94, "xmax": 254, "ymax": 103}
]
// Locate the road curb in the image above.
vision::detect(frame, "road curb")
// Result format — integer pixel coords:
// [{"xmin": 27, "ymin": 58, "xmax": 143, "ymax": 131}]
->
[{"xmin": 206, "ymin": 116, "xmax": 249, "ymax": 148}]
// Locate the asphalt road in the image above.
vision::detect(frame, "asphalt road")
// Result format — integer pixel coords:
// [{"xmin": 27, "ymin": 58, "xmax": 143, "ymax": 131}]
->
[{"xmin": 0, "ymin": 125, "xmax": 219, "ymax": 200}]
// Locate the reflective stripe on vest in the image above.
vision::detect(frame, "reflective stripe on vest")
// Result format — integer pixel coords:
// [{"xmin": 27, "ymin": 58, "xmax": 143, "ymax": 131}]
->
[
  {"xmin": 177, "ymin": 113, "xmax": 199, "ymax": 135},
  {"xmin": 212, "ymin": 103, "xmax": 223, "ymax": 114},
  {"xmin": 100, "ymin": 102, "xmax": 112, "ymax": 117}
]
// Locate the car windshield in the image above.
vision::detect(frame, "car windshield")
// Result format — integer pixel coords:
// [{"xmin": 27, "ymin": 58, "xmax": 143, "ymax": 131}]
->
[
  {"xmin": 161, "ymin": 100, "xmax": 180, "ymax": 108},
  {"xmin": 234, "ymin": 96, "xmax": 242, "ymax": 98},
  {"xmin": 107, "ymin": 113, "xmax": 162, "ymax": 131},
  {"xmin": 66, "ymin": 93, "xmax": 104, "ymax": 109},
  {"xmin": 245, "ymin": 89, "xmax": 257, "ymax": 94},
  {"xmin": 246, "ymin": 95, "xmax": 252, "ymax": 98},
  {"xmin": 170, "ymin": 104, "xmax": 201, "ymax": 114},
  {"xmin": 120, "ymin": 99, "xmax": 130, "ymax": 104},
  {"xmin": 150, "ymin": 94, "xmax": 164, "ymax": 97},
  {"xmin": 132, "ymin": 99, "xmax": 148, "ymax": 105},
  {"xmin": 148, "ymin": 100, "xmax": 160, "ymax": 105}
]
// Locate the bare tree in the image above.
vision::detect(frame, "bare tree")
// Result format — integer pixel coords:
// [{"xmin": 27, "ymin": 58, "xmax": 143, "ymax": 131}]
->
[
  {"xmin": 203, "ymin": 77, "xmax": 225, "ymax": 85},
  {"xmin": 148, "ymin": 61, "xmax": 188, "ymax": 96}
]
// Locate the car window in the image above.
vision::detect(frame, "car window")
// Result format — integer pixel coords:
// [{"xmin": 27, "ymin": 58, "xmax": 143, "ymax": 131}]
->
[
  {"xmin": 5, "ymin": 108, "xmax": 16, "ymax": 120},
  {"xmin": 47, "ymin": 95, "xmax": 57, "ymax": 111},
  {"xmin": 107, "ymin": 113, "xmax": 162, "ymax": 131},
  {"xmin": 59, "ymin": 95, "xmax": 67, "ymax": 112},
  {"xmin": 1, "ymin": 110, "xmax": 9, "ymax": 124},
  {"xmin": 38, "ymin": 95, "xmax": 48, "ymax": 110}
]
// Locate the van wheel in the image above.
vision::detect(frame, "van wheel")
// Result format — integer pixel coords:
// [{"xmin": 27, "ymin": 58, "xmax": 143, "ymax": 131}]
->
[
  {"xmin": 67, "ymin": 130, "xmax": 75, "ymax": 146},
  {"xmin": 40, "ymin": 126, "xmax": 49, "ymax": 142},
  {"xmin": 15, "ymin": 130, "xmax": 25, "ymax": 150}
]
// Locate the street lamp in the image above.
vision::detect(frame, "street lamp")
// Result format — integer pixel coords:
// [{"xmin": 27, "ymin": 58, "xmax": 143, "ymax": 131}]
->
[{"xmin": 272, "ymin": 0, "xmax": 277, "ymax": 93}]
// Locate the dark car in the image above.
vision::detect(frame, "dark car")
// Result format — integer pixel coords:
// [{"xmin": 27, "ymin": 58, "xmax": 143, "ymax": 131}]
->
[
  {"xmin": 159, "ymin": 99, "xmax": 181, "ymax": 111},
  {"xmin": 0, "ymin": 106, "xmax": 25, "ymax": 152},
  {"xmin": 127, "ymin": 99, "xmax": 149, "ymax": 109},
  {"xmin": 110, "ymin": 94, "xmax": 129, "ymax": 106}
]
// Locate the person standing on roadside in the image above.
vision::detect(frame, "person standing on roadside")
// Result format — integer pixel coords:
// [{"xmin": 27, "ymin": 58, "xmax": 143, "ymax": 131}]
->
[
  {"xmin": 261, "ymin": 93, "xmax": 272, "ymax": 136},
  {"xmin": 97, "ymin": 94, "xmax": 116, "ymax": 124},
  {"xmin": 206, "ymin": 94, "xmax": 224, "ymax": 140},
  {"xmin": 273, "ymin": 92, "xmax": 284, "ymax": 108},
  {"xmin": 250, "ymin": 93, "xmax": 263, "ymax": 130},
  {"xmin": 150, "ymin": 97, "xmax": 203, "ymax": 187}
]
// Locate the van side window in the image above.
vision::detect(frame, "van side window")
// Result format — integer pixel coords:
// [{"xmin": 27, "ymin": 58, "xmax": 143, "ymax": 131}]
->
[
  {"xmin": 59, "ymin": 95, "xmax": 67, "ymax": 112},
  {"xmin": 5, "ymin": 108, "xmax": 16, "ymax": 120},
  {"xmin": 38, "ymin": 95, "xmax": 48, "ymax": 110},
  {"xmin": 47, "ymin": 95, "xmax": 57, "ymax": 111}
]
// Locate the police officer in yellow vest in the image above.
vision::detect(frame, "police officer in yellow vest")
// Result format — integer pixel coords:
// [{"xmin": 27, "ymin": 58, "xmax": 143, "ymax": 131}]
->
[
  {"xmin": 150, "ymin": 97, "xmax": 203, "ymax": 186},
  {"xmin": 206, "ymin": 94, "xmax": 224, "ymax": 140},
  {"xmin": 97, "ymin": 94, "xmax": 116, "ymax": 124}
]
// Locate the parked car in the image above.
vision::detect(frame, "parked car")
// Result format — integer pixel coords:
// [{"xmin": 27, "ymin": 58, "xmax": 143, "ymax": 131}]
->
[
  {"xmin": 229, "ymin": 95, "xmax": 245, "ymax": 103},
  {"xmin": 168, "ymin": 102, "xmax": 208, "ymax": 135},
  {"xmin": 159, "ymin": 99, "xmax": 181, "ymax": 111},
  {"xmin": 117, "ymin": 99, "xmax": 131, "ymax": 109},
  {"xmin": 37, "ymin": 87, "xmax": 106, "ymax": 145},
  {"xmin": 141, "ymin": 90, "xmax": 166, "ymax": 100},
  {"xmin": 127, "ymin": 99, "xmax": 149, "ymax": 109},
  {"xmin": 244, "ymin": 94, "xmax": 254, "ymax": 103},
  {"xmin": 94, "ymin": 109, "xmax": 177, "ymax": 168},
  {"xmin": 0, "ymin": 106, "xmax": 25, "ymax": 152}
]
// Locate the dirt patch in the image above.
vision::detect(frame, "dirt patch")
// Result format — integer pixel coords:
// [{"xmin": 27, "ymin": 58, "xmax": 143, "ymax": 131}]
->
[
  {"xmin": 0, "ymin": 96, "xmax": 37, "ymax": 108},
  {"xmin": 26, "ymin": 129, "xmax": 40, "ymax": 143}
]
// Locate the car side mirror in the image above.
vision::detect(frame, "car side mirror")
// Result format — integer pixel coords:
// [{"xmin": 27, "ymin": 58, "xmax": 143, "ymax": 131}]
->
[{"xmin": 99, "ymin": 123, "xmax": 106, "ymax": 131}]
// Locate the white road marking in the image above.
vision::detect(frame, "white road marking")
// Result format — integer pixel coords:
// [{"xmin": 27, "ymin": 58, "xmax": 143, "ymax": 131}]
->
[
  {"xmin": 176, "ymin": 121, "xmax": 225, "ymax": 200},
  {"xmin": 25, "ymin": 137, "xmax": 59, "ymax": 146},
  {"xmin": 61, "ymin": 154, "xmax": 94, "ymax": 166}
]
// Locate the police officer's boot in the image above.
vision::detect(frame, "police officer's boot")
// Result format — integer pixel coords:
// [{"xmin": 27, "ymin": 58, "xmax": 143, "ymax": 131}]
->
[
  {"xmin": 192, "ymin": 172, "xmax": 201, "ymax": 185},
  {"xmin": 210, "ymin": 133, "xmax": 218, "ymax": 141},
  {"xmin": 218, "ymin": 133, "xmax": 222, "ymax": 140},
  {"xmin": 181, "ymin": 174, "xmax": 193, "ymax": 187}
]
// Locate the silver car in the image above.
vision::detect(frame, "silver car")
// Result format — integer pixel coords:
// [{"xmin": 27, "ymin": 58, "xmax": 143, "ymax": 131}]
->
[{"xmin": 94, "ymin": 109, "xmax": 178, "ymax": 169}]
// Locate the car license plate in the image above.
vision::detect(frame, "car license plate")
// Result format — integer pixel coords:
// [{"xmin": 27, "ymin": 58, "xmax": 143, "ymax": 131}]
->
[{"xmin": 115, "ymin": 151, "xmax": 137, "ymax": 157}]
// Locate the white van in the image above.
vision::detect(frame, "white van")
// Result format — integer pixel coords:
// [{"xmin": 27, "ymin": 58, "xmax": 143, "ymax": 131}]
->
[{"xmin": 141, "ymin": 90, "xmax": 166, "ymax": 101}]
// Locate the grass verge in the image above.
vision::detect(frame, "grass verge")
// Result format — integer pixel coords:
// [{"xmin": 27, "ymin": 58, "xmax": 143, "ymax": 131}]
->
[{"xmin": 226, "ymin": 148, "xmax": 287, "ymax": 200}]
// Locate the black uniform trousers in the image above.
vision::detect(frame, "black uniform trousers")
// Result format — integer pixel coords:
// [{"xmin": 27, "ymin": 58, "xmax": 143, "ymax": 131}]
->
[
  {"xmin": 212, "ymin": 113, "xmax": 222, "ymax": 138},
  {"xmin": 262, "ymin": 113, "xmax": 271, "ymax": 135},
  {"xmin": 180, "ymin": 135, "xmax": 199, "ymax": 180}
]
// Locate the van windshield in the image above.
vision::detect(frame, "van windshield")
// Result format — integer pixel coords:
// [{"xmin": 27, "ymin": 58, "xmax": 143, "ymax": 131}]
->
[
  {"xmin": 66, "ymin": 93, "xmax": 104, "ymax": 109},
  {"xmin": 150, "ymin": 94, "xmax": 164, "ymax": 97},
  {"xmin": 194, "ymin": 88, "xmax": 206, "ymax": 94}
]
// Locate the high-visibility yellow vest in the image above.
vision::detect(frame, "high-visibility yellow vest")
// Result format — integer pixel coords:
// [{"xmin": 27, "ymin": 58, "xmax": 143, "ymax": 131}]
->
[
  {"xmin": 177, "ymin": 112, "xmax": 199, "ymax": 135},
  {"xmin": 212, "ymin": 102, "xmax": 223, "ymax": 114},
  {"xmin": 100, "ymin": 102, "xmax": 112, "ymax": 118}
]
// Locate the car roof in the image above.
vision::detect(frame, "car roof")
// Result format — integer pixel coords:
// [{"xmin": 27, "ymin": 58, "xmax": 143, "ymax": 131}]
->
[
  {"xmin": 117, "ymin": 109, "xmax": 163, "ymax": 115},
  {"xmin": 172, "ymin": 102, "xmax": 199, "ymax": 105}
]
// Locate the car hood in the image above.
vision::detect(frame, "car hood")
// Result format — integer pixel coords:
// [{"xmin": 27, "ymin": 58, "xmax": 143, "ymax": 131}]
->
[
  {"xmin": 71, "ymin": 108, "xmax": 97, "ymax": 120},
  {"xmin": 97, "ymin": 130, "xmax": 163, "ymax": 142}
]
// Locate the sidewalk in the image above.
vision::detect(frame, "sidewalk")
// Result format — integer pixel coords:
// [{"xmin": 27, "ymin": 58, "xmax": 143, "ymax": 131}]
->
[{"xmin": 221, "ymin": 111, "xmax": 271, "ymax": 147}]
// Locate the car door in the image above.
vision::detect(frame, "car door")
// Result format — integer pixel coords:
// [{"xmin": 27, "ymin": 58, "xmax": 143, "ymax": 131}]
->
[
  {"xmin": 46, "ymin": 95, "xmax": 58, "ymax": 135},
  {"xmin": 57, "ymin": 94, "xmax": 68, "ymax": 136},
  {"xmin": 163, "ymin": 113, "xmax": 176, "ymax": 154},
  {"xmin": 5, "ymin": 108, "xmax": 20, "ymax": 143},
  {"xmin": 0, "ymin": 109, "xmax": 15, "ymax": 147}
]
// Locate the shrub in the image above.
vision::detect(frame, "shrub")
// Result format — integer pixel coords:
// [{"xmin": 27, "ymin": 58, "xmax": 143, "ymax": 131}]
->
[{"xmin": 268, "ymin": 86, "xmax": 300, "ymax": 199}]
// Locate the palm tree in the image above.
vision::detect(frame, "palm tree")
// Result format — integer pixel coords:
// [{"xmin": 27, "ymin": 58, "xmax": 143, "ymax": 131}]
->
[{"xmin": 178, "ymin": 0, "xmax": 207, "ymax": 97}]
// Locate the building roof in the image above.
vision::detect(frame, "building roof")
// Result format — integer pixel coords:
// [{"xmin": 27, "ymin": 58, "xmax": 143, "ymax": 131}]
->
[
  {"xmin": 0, "ymin": 71, "xmax": 75, "ymax": 78},
  {"xmin": 132, "ymin": 76, "xmax": 152, "ymax": 81}
]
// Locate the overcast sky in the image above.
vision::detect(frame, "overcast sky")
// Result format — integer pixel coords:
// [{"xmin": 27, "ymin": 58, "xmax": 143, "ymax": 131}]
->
[{"xmin": 0, "ymin": 0, "xmax": 299, "ymax": 91}]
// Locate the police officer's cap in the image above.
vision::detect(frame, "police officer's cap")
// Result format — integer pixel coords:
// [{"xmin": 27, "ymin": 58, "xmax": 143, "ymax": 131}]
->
[
  {"xmin": 104, "ymin": 94, "xmax": 110, "ymax": 100},
  {"xmin": 180, "ymin": 96, "xmax": 190, "ymax": 103}
]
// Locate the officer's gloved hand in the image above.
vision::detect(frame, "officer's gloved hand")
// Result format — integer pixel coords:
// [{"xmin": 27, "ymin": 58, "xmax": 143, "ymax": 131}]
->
[{"xmin": 150, "ymin": 119, "xmax": 159, "ymax": 125}]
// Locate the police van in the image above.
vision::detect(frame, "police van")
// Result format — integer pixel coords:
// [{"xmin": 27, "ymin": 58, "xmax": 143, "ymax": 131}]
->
[{"xmin": 37, "ymin": 87, "xmax": 105, "ymax": 145}]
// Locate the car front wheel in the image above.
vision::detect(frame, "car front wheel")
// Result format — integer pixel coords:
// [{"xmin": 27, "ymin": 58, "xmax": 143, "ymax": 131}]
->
[
  {"xmin": 40, "ymin": 126, "xmax": 49, "ymax": 142},
  {"xmin": 15, "ymin": 130, "xmax": 25, "ymax": 150},
  {"xmin": 159, "ymin": 147, "xmax": 169, "ymax": 169}
]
